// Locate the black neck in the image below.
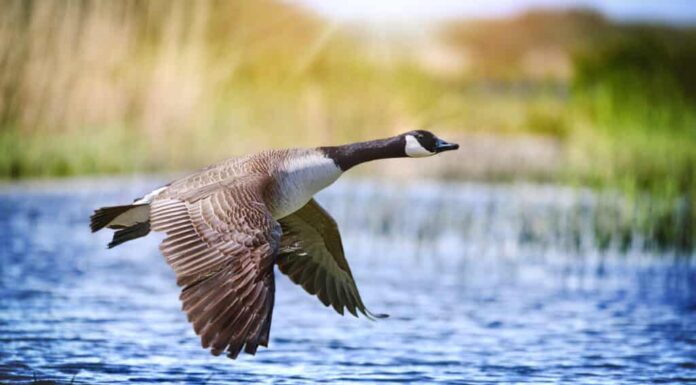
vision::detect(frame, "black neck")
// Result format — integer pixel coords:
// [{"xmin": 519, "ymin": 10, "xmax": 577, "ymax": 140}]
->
[{"xmin": 320, "ymin": 136, "xmax": 406, "ymax": 171}]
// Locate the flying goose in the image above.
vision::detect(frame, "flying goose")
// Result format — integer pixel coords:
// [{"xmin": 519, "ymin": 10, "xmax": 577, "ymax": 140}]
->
[{"xmin": 90, "ymin": 130, "xmax": 458, "ymax": 359}]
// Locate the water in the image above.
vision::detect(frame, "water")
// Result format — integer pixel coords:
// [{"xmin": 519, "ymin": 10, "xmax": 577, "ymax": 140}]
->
[{"xmin": 1, "ymin": 177, "xmax": 695, "ymax": 384}]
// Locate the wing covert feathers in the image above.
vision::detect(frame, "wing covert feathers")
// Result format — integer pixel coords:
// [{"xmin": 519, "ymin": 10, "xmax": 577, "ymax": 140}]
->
[{"xmin": 150, "ymin": 177, "xmax": 280, "ymax": 358}]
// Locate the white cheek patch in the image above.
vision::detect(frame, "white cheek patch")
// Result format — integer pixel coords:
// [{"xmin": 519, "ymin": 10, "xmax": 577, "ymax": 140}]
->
[{"xmin": 405, "ymin": 135, "xmax": 435, "ymax": 157}]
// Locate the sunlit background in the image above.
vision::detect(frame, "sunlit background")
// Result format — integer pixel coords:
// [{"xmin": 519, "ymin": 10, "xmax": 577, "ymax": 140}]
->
[
  {"xmin": 1, "ymin": 1, "xmax": 696, "ymax": 384},
  {"xmin": 1, "ymin": 0, "xmax": 696, "ymax": 249}
]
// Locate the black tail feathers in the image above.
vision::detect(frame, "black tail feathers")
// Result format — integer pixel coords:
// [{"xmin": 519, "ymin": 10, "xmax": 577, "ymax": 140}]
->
[
  {"xmin": 91, "ymin": 204, "xmax": 151, "ymax": 248},
  {"xmin": 90, "ymin": 205, "xmax": 137, "ymax": 232},
  {"xmin": 108, "ymin": 221, "xmax": 151, "ymax": 249}
]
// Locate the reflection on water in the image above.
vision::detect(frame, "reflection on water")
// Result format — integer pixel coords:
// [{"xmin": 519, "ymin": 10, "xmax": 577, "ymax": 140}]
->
[{"xmin": 1, "ymin": 177, "xmax": 695, "ymax": 384}]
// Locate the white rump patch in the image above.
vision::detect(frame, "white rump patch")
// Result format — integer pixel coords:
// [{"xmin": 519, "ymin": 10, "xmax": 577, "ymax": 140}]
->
[
  {"xmin": 405, "ymin": 135, "xmax": 435, "ymax": 158},
  {"xmin": 134, "ymin": 186, "xmax": 167, "ymax": 204},
  {"xmin": 109, "ymin": 186, "xmax": 167, "ymax": 228}
]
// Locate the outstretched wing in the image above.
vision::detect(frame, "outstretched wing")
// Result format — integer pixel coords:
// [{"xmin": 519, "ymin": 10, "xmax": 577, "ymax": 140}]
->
[
  {"xmin": 150, "ymin": 176, "xmax": 281, "ymax": 359},
  {"xmin": 277, "ymin": 199, "xmax": 385, "ymax": 319}
]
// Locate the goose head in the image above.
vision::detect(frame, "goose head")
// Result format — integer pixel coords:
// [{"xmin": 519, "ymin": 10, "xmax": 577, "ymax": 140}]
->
[{"xmin": 402, "ymin": 130, "xmax": 459, "ymax": 158}]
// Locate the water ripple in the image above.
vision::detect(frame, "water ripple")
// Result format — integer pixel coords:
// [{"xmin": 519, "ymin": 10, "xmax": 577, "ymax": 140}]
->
[{"xmin": 1, "ymin": 178, "xmax": 695, "ymax": 384}]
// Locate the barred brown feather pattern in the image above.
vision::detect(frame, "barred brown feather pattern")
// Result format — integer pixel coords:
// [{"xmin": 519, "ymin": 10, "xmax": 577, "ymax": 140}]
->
[
  {"xmin": 150, "ymin": 175, "xmax": 281, "ymax": 358},
  {"xmin": 158, "ymin": 149, "xmax": 293, "ymax": 201}
]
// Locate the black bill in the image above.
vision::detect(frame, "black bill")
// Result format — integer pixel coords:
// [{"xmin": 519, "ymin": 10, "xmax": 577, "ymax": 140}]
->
[{"xmin": 434, "ymin": 138, "xmax": 459, "ymax": 153}]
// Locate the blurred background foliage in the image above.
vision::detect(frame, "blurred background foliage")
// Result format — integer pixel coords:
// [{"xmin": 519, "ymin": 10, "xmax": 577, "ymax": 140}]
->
[{"xmin": 0, "ymin": 0, "xmax": 695, "ymax": 250}]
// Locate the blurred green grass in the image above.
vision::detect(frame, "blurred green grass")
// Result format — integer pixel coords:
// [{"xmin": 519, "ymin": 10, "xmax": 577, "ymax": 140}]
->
[
  {"xmin": 1, "ymin": 2, "xmax": 695, "ymax": 249},
  {"xmin": 567, "ymin": 29, "xmax": 696, "ymax": 250}
]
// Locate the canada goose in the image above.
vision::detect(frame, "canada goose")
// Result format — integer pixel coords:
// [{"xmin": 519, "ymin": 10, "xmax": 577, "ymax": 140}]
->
[{"xmin": 90, "ymin": 130, "xmax": 458, "ymax": 358}]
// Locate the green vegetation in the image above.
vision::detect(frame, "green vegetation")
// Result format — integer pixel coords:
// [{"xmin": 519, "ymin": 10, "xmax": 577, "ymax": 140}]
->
[
  {"xmin": 0, "ymin": 2, "xmax": 695, "ymax": 250},
  {"xmin": 0, "ymin": 0, "xmax": 402, "ymax": 174},
  {"xmin": 569, "ymin": 29, "xmax": 696, "ymax": 251},
  {"xmin": 442, "ymin": 11, "xmax": 696, "ymax": 251}
]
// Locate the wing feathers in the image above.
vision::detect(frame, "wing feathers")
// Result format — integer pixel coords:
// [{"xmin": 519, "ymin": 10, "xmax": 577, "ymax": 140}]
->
[
  {"xmin": 277, "ymin": 199, "xmax": 384, "ymax": 319},
  {"xmin": 150, "ymin": 177, "xmax": 279, "ymax": 359},
  {"xmin": 300, "ymin": 263, "xmax": 319, "ymax": 294}
]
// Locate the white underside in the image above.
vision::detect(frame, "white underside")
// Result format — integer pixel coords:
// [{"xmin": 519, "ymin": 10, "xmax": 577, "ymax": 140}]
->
[{"xmin": 271, "ymin": 152, "xmax": 342, "ymax": 219}]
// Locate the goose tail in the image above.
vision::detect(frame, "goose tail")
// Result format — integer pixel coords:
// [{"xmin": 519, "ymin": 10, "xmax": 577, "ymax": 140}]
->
[
  {"xmin": 108, "ymin": 221, "xmax": 151, "ymax": 248},
  {"xmin": 90, "ymin": 204, "xmax": 141, "ymax": 232},
  {"xmin": 91, "ymin": 203, "xmax": 151, "ymax": 248}
]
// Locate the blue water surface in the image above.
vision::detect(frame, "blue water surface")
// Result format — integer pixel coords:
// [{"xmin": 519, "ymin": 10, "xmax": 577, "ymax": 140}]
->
[{"xmin": 1, "ymin": 177, "xmax": 695, "ymax": 384}]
